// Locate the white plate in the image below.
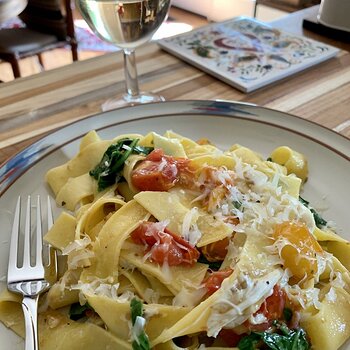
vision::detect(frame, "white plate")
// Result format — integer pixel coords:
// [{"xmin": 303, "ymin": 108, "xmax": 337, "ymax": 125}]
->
[{"xmin": 0, "ymin": 100, "xmax": 349, "ymax": 349}]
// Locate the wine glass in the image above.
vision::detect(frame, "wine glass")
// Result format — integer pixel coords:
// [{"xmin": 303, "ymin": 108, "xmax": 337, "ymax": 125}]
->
[{"xmin": 76, "ymin": 0, "xmax": 171, "ymax": 111}]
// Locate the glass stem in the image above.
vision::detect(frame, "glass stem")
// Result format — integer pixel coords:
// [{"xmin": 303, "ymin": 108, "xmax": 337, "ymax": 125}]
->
[{"xmin": 123, "ymin": 49, "xmax": 140, "ymax": 98}]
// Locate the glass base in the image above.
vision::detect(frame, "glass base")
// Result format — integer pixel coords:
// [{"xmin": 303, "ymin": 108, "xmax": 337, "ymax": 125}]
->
[{"xmin": 101, "ymin": 92, "xmax": 165, "ymax": 111}]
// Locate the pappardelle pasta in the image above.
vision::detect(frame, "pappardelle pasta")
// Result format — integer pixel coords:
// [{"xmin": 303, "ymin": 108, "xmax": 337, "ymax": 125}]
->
[{"xmin": 1, "ymin": 130, "xmax": 350, "ymax": 350}]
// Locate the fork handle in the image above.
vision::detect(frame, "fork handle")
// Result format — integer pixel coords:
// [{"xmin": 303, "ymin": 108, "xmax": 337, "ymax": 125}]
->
[{"xmin": 22, "ymin": 295, "xmax": 39, "ymax": 350}]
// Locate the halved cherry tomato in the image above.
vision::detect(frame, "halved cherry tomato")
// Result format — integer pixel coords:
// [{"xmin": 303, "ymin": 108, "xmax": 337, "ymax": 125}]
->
[
  {"xmin": 246, "ymin": 285, "xmax": 286, "ymax": 331},
  {"xmin": 203, "ymin": 268, "xmax": 233, "ymax": 296},
  {"xmin": 219, "ymin": 286, "xmax": 290, "ymax": 342},
  {"xmin": 200, "ymin": 237, "xmax": 230, "ymax": 262},
  {"xmin": 273, "ymin": 221, "xmax": 324, "ymax": 281},
  {"xmin": 131, "ymin": 149, "xmax": 194, "ymax": 192},
  {"xmin": 218, "ymin": 329, "xmax": 244, "ymax": 347},
  {"xmin": 130, "ymin": 221, "xmax": 200, "ymax": 266},
  {"xmin": 258, "ymin": 285, "xmax": 286, "ymax": 321}
]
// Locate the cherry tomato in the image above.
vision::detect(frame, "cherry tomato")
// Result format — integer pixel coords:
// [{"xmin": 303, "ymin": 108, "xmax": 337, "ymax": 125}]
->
[
  {"xmin": 130, "ymin": 221, "xmax": 200, "ymax": 266},
  {"xmin": 273, "ymin": 221, "xmax": 324, "ymax": 281},
  {"xmin": 200, "ymin": 237, "xmax": 229, "ymax": 262},
  {"xmin": 203, "ymin": 268, "xmax": 233, "ymax": 296},
  {"xmin": 259, "ymin": 285, "xmax": 286, "ymax": 321},
  {"xmin": 131, "ymin": 149, "xmax": 193, "ymax": 191},
  {"xmin": 218, "ymin": 329, "xmax": 244, "ymax": 347},
  {"xmin": 246, "ymin": 285, "xmax": 286, "ymax": 331},
  {"xmin": 218, "ymin": 286, "xmax": 289, "ymax": 338}
]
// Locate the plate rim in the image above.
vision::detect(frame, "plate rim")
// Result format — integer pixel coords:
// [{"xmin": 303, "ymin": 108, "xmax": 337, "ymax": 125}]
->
[{"xmin": 0, "ymin": 99, "xmax": 349, "ymax": 197}]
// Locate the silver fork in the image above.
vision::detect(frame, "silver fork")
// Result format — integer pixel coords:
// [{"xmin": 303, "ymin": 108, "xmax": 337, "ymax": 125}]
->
[{"xmin": 7, "ymin": 195, "xmax": 57, "ymax": 350}]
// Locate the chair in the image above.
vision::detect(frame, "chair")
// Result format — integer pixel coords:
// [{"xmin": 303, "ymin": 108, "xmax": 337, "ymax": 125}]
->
[{"xmin": 0, "ymin": 0, "xmax": 78, "ymax": 78}]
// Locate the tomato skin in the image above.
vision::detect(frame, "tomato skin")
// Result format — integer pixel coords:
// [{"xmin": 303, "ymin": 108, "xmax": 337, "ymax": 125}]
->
[
  {"xmin": 273, "ymin": 221, "xmax": 324, "ymax": 281},
  {"xmin": 200, "ymin": 238, "xmax": 229, "ymax": 262},
  {"xmin": 130, "ymin": 221, "xmax": 200, "ymax": 266},
  {"xmin": 218, "ymin": 329, "xmax": 244, "ymax": 347},
  {"xmin": 219, "ymin": 286, "xmax": 289, "ymax": 342},
  {"xmin": 146, "ymin": 148, "xmax": 165, "ymax": 162},
  {"xmin": 203, "ymin": 268, "xmax": 233, "ymax": 296},
  {"xmin": 246, "ymin": 285, "xmax": 286, "ymax": 331},
  {"xmin": 131, "ymin": 149, "xmax": 193, "ymax": 192},
  {"xmin": 263, "ymin": 285, "xmax": 286, "ymax": 320},
  {"xmin": 247, "ymin": 322, "xmax": 270, "ymax": 332}
]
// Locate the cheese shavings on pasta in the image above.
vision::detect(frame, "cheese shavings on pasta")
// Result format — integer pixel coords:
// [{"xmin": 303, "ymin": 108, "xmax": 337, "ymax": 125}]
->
[{"xmin": 1, "ymin": 130, "xmax": 350, "ymax": 350}]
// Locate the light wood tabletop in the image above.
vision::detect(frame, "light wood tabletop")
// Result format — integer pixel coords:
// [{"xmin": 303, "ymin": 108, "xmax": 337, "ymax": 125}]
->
[{"xmin": 0, "ymin": 5, "xmax": 349, "ymax": 165}]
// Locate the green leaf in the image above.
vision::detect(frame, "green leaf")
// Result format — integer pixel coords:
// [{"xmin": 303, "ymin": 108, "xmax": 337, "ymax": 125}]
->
[
  {"xmin": 134, "ymin": 145, "xmax": 153, "ymax": 155},
  {"xmin": 233, "ymin": 200, "xmax": 243, "ymax": 210},
  {"xmin": 132, "ymin": 333, "xmax": 151, "ymax": 350},
  {"xmin": 298, "ymin": 196, "xmax": 309, "ymax": 207},
  {"xmin": 274, "ymin": 320, "xmax": 291, "ymax": 336},
  {"xmin": 299, "ymin": 196, "xmax": 327, "ymax": 228},
  {"xmin": 69, "ymin": 302, "xmax": 93, "ymax": 321},
  {"xmin": 283, "ymin": 308, "xmax": 293, "ymax": 322},
  {"xmin": 238, "ymin": 332, "xmax": 261, "ymax": 350},
  {"xmin": 90, "ymin": 138, "xmax": 153, "ymax": 191},
  {"xmin": 261, "ymin": 332, "xmax": 291, "ymax": 349},
  {"xmin": 130, "ymin": 297, "xmax": 143, "ymax": 325},
  {"xmin": 238, "ymin": 323, "xmax": 310, "ymax": 350},
  {"xmin": 290, "ymin": 329, "xmax": 309, "ymax": 350},
  {"xmin": 130, "ymin": 298, "xmax": 151, "ymax": 350}
]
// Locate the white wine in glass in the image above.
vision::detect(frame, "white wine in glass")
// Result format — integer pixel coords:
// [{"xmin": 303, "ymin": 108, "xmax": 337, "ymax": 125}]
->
[{"xmin": 76, "ymin": 0, "xmax": 171, "ymax": 110}]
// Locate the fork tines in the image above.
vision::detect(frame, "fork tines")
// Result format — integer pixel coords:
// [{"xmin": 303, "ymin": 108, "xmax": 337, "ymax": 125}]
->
[{"xmin": 7, "ymin": 195, "xmax": 54, "ymax": 284}]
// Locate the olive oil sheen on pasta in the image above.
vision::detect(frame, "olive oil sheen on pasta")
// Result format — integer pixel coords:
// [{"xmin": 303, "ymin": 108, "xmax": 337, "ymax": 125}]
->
[{"xmin": 76, "ymin": 0, "xmax": 170, "ymax": 49}]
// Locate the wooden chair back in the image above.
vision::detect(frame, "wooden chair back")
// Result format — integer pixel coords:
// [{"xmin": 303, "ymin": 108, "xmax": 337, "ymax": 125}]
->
[{"xmin": 19, "ymin": 0, "xmax": 75, "ymax": 41}]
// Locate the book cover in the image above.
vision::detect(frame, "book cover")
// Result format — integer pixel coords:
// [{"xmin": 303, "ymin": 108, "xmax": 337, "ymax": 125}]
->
[{"xmin": 158, "ymin": 17, "xmax": 339, "ymax": 92}]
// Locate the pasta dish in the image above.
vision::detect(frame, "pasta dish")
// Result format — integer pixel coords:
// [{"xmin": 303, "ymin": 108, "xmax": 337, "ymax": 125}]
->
[{"xmin": 0, "ymin": 130, "xmax": 349, "ymax": 350}]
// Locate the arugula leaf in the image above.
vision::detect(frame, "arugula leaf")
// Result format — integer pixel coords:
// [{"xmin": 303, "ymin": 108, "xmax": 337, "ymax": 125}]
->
[
  {"xmin": 261, "ymin": 332, "xmax": 291, "ymax": 350},
  {"xmin": 134, "ymin": 144, "xmax": 153, "ymax": 154},
  {"xmin": 89, "ymin": 138, "xmax": 153, "ymax": 191},
  {"xmin": 299, "ymin": 196, "xmax": 327, "ymax": 228},
  {"xmin": 237, "ymin": 332, "xmax": 261, "ymax": 350},
  {"xmin": 291, "ymin": 329, "xmax": 310, "ymax": 350},
  {"xmin": 130, "ymin": 297, "xmax": 143, "ymax": 325},
  {"xmin": 238, "ymin": 322, "xmax": 310, "ymax": 350},
  {"xmin": 298, "ymin": 196, "xmax": 309, "ymax": 207},
  {"xmin": 274, "ymin": 320, "xmax": 291, "ymax": 336},
  {"xmin": 197, "ymin": 253, "xmax": 222, "ymax": 271},
  {"xmin": 283, "ymin": 308, "xmax": 293, "ymax": 322},
  {"xmin": 262, "ymin": 328, "xmax": 309, "ymax": 350},
  {"xmin": 132, "ymin": 333, "xmax": 150, "ymax": 350},
  {"xmin": 130, "ymin": 298, "xmax": 151, "ymax": 350},
  {"xmin": 69, "ymin": 302, "xmax": 94, "ymax": 321},
  {"xmin": 232, "ymin": 200, "xmax": 243, "ymax": 210}
]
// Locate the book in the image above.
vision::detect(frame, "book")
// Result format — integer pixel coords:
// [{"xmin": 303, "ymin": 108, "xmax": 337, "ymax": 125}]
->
[{"xmin": 157, "ymin": 17, "xmax": 339, "ymax": 93}]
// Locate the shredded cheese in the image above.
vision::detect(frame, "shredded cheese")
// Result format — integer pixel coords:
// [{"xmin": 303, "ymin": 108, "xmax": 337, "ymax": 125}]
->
[{"xmin": 207, "ymin": 269, "xmax": 283, "ymax": 337}]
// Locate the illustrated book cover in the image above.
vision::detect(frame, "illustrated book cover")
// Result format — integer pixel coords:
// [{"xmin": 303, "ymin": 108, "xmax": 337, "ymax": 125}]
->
[{"xmin": 157, "ymin": 17, "xmax": 339, "ymax": 92}]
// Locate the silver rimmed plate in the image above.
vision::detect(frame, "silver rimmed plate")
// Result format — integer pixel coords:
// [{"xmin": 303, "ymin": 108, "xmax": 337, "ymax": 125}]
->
[{"xmin": 0, "ymin": 100, "xmax": 349, "ymax": 349}]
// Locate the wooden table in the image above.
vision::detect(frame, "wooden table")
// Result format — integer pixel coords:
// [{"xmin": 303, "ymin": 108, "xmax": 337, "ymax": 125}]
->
[{"xmin": 0, "ymin": 6, "xmax": 349, "ymax": 165}]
